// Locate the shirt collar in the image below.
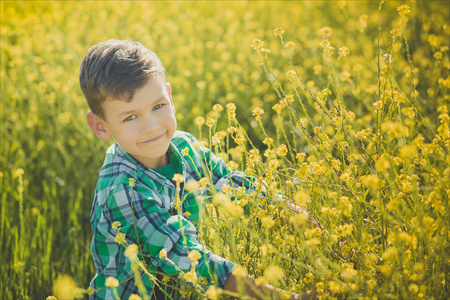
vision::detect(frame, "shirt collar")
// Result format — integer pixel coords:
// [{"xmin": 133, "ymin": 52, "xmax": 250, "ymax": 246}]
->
[{"xmin": 113, "ymin": 140, "xmax": 186, "ymax": 176}]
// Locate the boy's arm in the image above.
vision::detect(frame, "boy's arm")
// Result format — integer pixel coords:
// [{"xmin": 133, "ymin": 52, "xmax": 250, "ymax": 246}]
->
[
  {"xmin": 93, "ymin": 181, "xmax": 237, "ymax": 292},
  {"xmin": 223, "ymin": 273, "xmax": 317, "ymax": 300}
]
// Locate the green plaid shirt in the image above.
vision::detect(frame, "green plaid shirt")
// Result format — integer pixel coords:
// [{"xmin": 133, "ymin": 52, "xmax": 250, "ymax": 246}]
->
[{"xmin": 89, "ymin": 131, "xmax": 257, "ymax": 299}]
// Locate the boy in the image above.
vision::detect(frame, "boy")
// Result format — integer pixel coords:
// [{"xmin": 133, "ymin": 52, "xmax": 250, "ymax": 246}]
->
[{"xmin": 80, "ymin": 39, "xmax": 313, "ymax": 299}]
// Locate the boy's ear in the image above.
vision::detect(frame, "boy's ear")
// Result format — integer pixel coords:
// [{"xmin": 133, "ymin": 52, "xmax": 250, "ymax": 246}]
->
[
  {"xmin": 166, "ymin": 82, "xmax": 175, "ymax": 111},
  {"xmin": 86, "ymin": 112, "xmax": 112, "ymax": 142}
]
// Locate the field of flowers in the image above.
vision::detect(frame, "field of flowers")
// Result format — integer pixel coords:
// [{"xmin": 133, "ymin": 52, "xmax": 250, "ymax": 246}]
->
[{"xmin": 1, "ymin": 0, "xmax": 449, "ymax": 299}]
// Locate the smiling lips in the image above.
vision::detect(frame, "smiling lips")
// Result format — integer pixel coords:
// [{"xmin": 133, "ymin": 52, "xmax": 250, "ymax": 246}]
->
[{"xmin": 140, "ymin": 132, "xmax": 165, "ymax": 144}]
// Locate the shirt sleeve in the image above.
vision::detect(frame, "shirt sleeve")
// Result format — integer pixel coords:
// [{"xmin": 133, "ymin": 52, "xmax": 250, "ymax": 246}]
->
[{"xmin": 95, "ymin": 181, "xmax": 236, "ymax": 292}]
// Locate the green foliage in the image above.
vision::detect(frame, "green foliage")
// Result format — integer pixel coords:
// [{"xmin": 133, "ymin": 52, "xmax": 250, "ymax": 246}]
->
[{"xmin": 1, "ymin": 1, "xmax": 448, "ymax": 299}]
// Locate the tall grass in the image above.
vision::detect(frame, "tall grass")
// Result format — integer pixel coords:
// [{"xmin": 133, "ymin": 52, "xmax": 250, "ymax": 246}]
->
[{"xmin": 1, "ymin": 1, "xmax": 448, "ymax": 299}]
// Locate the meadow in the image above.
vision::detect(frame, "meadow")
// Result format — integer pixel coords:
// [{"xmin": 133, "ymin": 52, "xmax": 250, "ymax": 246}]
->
[{"xmin": 1, "ymin": 0, "xmax": 449, "ymax": 299}]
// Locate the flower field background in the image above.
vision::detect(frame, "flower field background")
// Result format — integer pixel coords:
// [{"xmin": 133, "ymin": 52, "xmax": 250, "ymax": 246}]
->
[{"xmin": 1, "ymin": 0, "xmax": 449, "ymax": 299}]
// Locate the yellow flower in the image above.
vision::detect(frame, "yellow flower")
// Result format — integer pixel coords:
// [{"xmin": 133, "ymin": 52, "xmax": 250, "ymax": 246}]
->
[
  {"xmin": 183, "ymin": 211, "xmax": 191, "ymax": 219},
  {"xmin": 272, "ymin": 103, "xmax": 283, "ymax": 114},
  {"xmin": 409, "ymin": 284, "xmax": 419, "ymax": 294},
  {"xmin": 328, "ymin": 281, "xmax": 343, "ymax": 294},
  {"xmin": 285, "ymin": 94, "xmax": 294, "ymax": 102},
  {"xmin": 303, "ymin": 272, "xmax": 314, "ymax": 284},
  {"xmin": 212, "ymin": 192, "xmax": 230, "ymax": 206},
  {"xmin": 263, "ymin": 265, "xmax": 283, "ymax": 283},
  {"xmin": 128, "ymin": 178, "xmax": 135, "ymax": 187},
  {"xmin": 181, "ymin": 147, "xmax": 189, "ymax": 156},
  {"xmin": 293, "ymin": 190, "xmax": 310, "ymax": 205},
  {"xmin": 129, "ymin": 294, "xmax": 142, "ymax": 300},
  {"xmin": 260, "ymin": 243, "xmax": 275, "ymax": 256},
  {"xmin": 105, "ymin": 276, "xmax": 119, "ymax": 288},
  {"xmin": 251, "ymin": 39, "xmax": 264, "ymax": 50},
  {"xmin": 222, "ymin": 184, "xmax": 232, "ymax": 194},
  {"xmin": 188, "ymin": 250, "xmax": 202, "ymax": 263},
  {"xmin": 226, "ymin": 102, "xmax": 236, "ymax": 120},
  {"xmin": 159, "ymin": 249, "xmax": 167, "ymax": 259},
  {"xmin": 379, "ymin": 265, "xmax": 392, "ymax": 277},
  {"xmin": 212, "ymin": 104, "xmax": 223, "ymax": 112},
  {"xmin": 224, "ymin": 202, "xmax": 244, "ymax": 217},
  {"xmin": 318, "ymin": 26, "xmax": 333, "ymax": 38},
  {"xmin": 205, "ymin": 117, "xmax": 215, "ymax": 127},
  {"xmin": 263, "ymin": 137, "xmax": 273, "ymax": 145},
  {"xmin": 296, "ymin": 152, "xmax": 306, "ymax": 162},
  {"xmin": 226, "ymin": 161, "xmax": 238, "ymax": 170},
  {"xmin": 183, "ymin": 270, "xmax": 197, "ymax": 284},
  {"xmin": 342, "ymin": 264, "xmax": 358, "ymax": 280},
  {"xmin": 114, "ymin": 232, "xmax": 126, "ymax": 245},
  {"xmin": 124, "ymin": 244, "xmax": 139, "ymax": 260},
  {"xmin": 185, "ymin": 180, "xmax": 200, "ymax": 192},
  {"xmin": 320, "ymin": 39, "xmax": 330, "ymax": 48},
  {"xmin": 434, "ymin": 51, "xmax": 443, "ymax": 60},
  {"xmin": 338, "ymin": 47, "xmax": 349, "ymax": 56},
  {"xmin": 199, "ymin": 177, "xmax": 209, "ymax": 187},
  {"xmin": 231, "ymin": 265, "xmax": 248, "ymax": 278},
  {"xmin": 373, "ymin": 100, "xmax": 383, "ymax": 110},
  {"xmin": 234, "ymin": 133, "xmax": 246, "ymax": 144},
  {"xmin": 306, "ymin": 238, "xmax": 321, "ymax": 248},
  {"xmin": 111, "ymin": 221, "xmax": 121, "ymax": 230},
  {"xmin": 316, "ymin": 282, "xmax": 325, "ymax": 293},
  {"xmin": 85, "ymin": 287, "xmax": 95, "ymax": 295},
  {"xmin": 382, "ymin": 247, "xmax": 398, "ymax": 261},
  {"xmin": 194, "ymin": 116, "xmax": 205, "ymax": 127},
  {"xmin": 391, "ymin": 28, "xmax": 402, "ymax": 38},
  {"xmin": 290, "ymin": 214, "xmax": 309, "ymax": 226},
  {"xmin": 381, "ymin": 121, "xmax": 409, "ymax": 138},
  {"xmin": 172, "ymin": 173, "xmax": 184, "ymax": 184},
  {"xmin": 324, "ymin": 46, "xmax": 335, "ymax": 56},
  {"xmin": 206, "ymin": 285, "xmax": 221, "ymax": 300},
  {"xmin": 276, "ymin": 144, "xmax": 288, "ymax": 157},
  {"xmin": 261, "ymin": 216, "xmax": 275, "ymax": 229},
  {"xmin": 252, "ymin": 107, "xmax": 264, "ymax": 120},
  {"xmin": 227, "ymin": 126, "xmax": 236, "ymax": 134},
  {"xmin": 399, "ymin": 145, "xmax": 418, "ymax": 159},
  {"xmin": 338, "ymin": 196, "xmax": 353, "ymax": 217},
  {"xmin": 196, "ymin": 81, "xmax": 206, "ymax": 90},
  {"xmin": 192, "ymin": 140, "xmax": 207, "ymax": 149},
  {"xmin": 46, "ymin": 297, "xmax": 57, "ymax": 300},
  {"xmin": 362, "ymin": 174, "xmax": 382, "ymax": 188},
  {"xmin": 268, "ymin": 159, "xmax": 279, "ymax": 171},
  {"xmin": 13, "ymin": 168, "xmax": 24, "ymax": 178},
  {"xmin": 397, "ymin": 4, "xmax": 411, "ymax": 16},
  {"xmin": 375, "ymin": 156, "xmax": 391, "ymax": 172},
  {"xmin": 286, "ymin": 70, "xmax": 296, "ymax": 80},
  {"xmin": 285, "ymin": 42, "xmax": 295, "ymax": 50},
  {"xmin": 273, "ymin": 27, "xmax": 285, "ymax": 36}
]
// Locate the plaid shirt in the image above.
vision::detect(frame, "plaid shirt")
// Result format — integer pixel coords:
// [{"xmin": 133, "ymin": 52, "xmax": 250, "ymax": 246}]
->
[{"xmin": 89, "ymin": 131, "xmax": 258, "ymax": 299}]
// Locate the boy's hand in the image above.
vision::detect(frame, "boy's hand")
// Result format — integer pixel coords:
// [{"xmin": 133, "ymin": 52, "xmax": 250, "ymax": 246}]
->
[
  {"xmin": 282, "ymin": 201, "xmax": 324, "ymax": 230},
  {"xmin": 223, "ymin": 272, "xmax": 316, "ymax": 300}
]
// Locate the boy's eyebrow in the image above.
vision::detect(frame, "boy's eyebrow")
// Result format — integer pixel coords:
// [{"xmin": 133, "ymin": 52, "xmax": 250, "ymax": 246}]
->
[{"xmin": 117, "ymin": 109, "xmax": 137, "ymax": 118}]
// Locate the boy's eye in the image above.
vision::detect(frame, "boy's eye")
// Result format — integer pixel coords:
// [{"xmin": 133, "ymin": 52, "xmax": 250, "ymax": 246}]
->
[
  {"xmin": 153, "ymin": 104, "xmax": 164, "ymax": 110},
  {"xmin": 124, "ymin": 115, "xmax": 136, "ymax": 122}
]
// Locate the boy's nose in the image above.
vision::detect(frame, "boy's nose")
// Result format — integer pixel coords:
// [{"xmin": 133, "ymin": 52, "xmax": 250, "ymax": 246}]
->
[{"xmin": 141, "ymin": 116, "xmax": 159, "ymax": 133}]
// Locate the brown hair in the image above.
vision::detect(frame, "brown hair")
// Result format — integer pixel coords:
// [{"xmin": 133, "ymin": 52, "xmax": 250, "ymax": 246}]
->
[{"xmin": 79, "ymin": 39, "xmax": 165, "ymax": 118}]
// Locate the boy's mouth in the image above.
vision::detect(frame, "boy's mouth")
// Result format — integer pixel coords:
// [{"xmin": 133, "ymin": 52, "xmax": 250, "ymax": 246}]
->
[{"xmin": 140, "ymin": 133, "xmax": 165, "ymax": 144}]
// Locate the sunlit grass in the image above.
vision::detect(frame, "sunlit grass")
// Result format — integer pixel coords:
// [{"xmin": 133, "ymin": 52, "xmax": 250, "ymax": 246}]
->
[{"xmin": 1, "ymin": 0, "xmax": 448, "ymax": 299}]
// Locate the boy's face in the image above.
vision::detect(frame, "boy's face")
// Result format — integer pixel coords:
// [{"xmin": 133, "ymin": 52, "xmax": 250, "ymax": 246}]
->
[{"xmin": 89, "ymin": 75, "xmax": 177, "ymax": 169}]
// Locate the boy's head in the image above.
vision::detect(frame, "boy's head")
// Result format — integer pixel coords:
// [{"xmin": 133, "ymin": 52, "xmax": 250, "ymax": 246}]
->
[
  {"xmin": 79, "ymin": 39, "xmax": 166, "ymax": 119},
  {"xmin": 80, "ymin": 40, "xmax": 177, "ymax": 169}
]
